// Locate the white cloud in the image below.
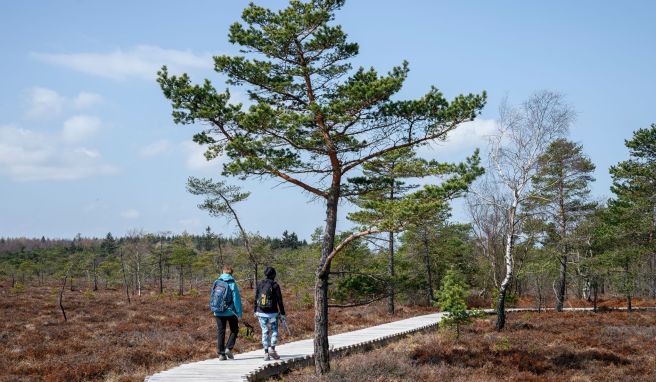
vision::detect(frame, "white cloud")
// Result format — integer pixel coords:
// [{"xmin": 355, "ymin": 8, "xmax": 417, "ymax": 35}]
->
[
  {"xmin": 181, "ymin": 141, "xmax": 223, "ymax": 170},
  {"xmin": 25, "ymin": 87, "xmax": 66, "ymax": 118},
  {"xmin": 74, "ymin": 147, "xmax": 101, "ymax": 158},
  {"xmin": 61, "ymin": 115, "xmax": 101, "ymax": 143},
  {"xmin": 25, "ymin": 87, "xmax": 103, "ymax": 118},
  {"xmin": 32, "ymin": 45, "xmax": 213, "ymax": 81},
  {"xmin": 72, "ymin": 92, "xmax": 103, "ymax": 109},
  {"xmin": 0, "ymin": 124, "xmax": 117, "ymax": 181},
  {"xmin": 140, "ymin": 139, "xmax": 171, "ymax": 157},
  {"xmin": 120, "ymin": 209, "xmax": 140, "ymax": 219},
  {"xmin": 417, "ymin": 118, "xmax": 498, "ymax": 159}
]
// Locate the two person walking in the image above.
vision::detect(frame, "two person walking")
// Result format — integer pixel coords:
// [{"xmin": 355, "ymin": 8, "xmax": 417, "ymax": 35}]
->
[{"xmin": 211, "ymin": 265, "xmax": 286, "ymax": 361}]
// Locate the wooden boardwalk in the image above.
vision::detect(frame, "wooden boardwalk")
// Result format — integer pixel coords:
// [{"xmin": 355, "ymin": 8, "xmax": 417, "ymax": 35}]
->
[
  {"xmin": 145, "ymin": 306, "xmax": 656, "ymax": 381},
  {"xmin": 145, "ymin": 312, "xmax": 445, "ymax": 382}
]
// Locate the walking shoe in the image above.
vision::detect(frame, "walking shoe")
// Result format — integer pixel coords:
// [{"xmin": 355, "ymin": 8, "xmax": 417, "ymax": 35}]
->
[
  {"xmin": 219, "ymin": 354, "xmax": 227, "ymax": 361},
  {"xmin": 263, "ymin": 353, "xmax": 271, "ymax": 361},
  {"xmin": 269, "ymin": 349, "xmax": 280, "ymax": 360},
  {"xmin": 225, "ymin": 349, "xmax": 234, "ymax": 359}
]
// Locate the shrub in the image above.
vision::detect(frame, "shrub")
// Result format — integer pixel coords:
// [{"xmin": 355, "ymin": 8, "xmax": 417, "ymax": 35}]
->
[
  {"xmin": 11, "ymin": 281, "xmax": 25, "ymax": 294},
  {"xmin": 83, "ymin": 290, "xmax": 96, "ymax": 300}
]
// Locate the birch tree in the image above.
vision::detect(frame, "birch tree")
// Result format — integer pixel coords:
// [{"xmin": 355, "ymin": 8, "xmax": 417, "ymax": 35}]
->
[{"xmin": 476, "ymin": 91, "xmax": 572, "ymax": 330}]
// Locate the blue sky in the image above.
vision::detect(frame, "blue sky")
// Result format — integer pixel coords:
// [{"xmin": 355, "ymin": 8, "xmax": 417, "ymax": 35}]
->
[{"xmin": 1, "ymin": 1, "xmax": 654, "ymax": 240}]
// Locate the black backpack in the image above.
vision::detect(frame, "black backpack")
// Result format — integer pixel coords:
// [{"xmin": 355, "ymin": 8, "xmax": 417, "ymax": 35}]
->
[{"xmin": 258, "ymin": 279, "xmax": 275, "ymax": 309}]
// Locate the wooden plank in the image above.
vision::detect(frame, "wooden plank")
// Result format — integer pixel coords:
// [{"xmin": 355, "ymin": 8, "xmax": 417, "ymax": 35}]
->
[
  {"xmin": 145, "ymin": 307, "xmax": 656, "ymax": 382},
  {"xmin": 146, "ymin": 312, "xmax": 444, "ymax": 382}
]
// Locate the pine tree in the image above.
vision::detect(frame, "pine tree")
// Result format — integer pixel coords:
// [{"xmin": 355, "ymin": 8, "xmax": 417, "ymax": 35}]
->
[
  {"xmin": 609, "ymin": 124, "xmax": 656, "ymax": 299},
  {"xmin": 437, "ymin": 268, "xmax": 471, "ymax": 339},
  {"xmin": 348, "ymin": 147, "xmax": 482, "ymax": 314},
  {"xmin": 158, "ymin": 0, "xmax": 485, "ymax": 373},
  {"xmin": 528, "ymin": 138, "xmax": 596, "ymax": 311}
]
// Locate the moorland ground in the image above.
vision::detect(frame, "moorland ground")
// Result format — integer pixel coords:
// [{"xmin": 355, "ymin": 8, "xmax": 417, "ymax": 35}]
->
[
  {"xmin": 0, "ymin": 282, "xmax": 433, "ymax": 382},
  {"xmin": 3, "ymin": 282, "xmax": 655, "ymax": 382},
  {"xmin": 285, "ymin": 310, "xmax": 656, "ymax": 382}
]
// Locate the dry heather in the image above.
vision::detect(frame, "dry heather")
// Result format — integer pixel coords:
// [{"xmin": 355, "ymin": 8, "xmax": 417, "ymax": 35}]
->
[
  {"xmin": 284, "ymin": 310, "xmax": 656, "ymax": 382},
  {"xmin": 0, "ymin": 282, "xmax": 432, "ymax": 382}
]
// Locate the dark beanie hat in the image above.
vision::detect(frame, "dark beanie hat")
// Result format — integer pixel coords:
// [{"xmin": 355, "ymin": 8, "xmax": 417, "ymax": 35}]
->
[{"xmin": 264, "ymin": 266, "xmax": 276, "ymax": 280}]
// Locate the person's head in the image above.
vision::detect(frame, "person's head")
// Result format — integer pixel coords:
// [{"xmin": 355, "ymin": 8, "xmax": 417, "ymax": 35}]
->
[
  {"xmin": 264, "ymin": 266, "xmax": 276, "ymax": 280},
  {"xmin": 222, "ymin": 265, "xmax": 234, "ymax": 275}
]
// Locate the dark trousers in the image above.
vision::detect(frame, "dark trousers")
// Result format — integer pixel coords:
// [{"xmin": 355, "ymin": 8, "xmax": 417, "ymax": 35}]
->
[{"xmin": 216, "ymin": 315, "xmax": 239, "ymax": 355}]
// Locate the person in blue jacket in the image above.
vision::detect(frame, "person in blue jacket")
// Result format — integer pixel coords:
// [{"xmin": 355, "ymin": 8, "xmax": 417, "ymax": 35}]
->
[{"xmin": 214, "ymin": 265, "xmax": 242, "ymax": 360}]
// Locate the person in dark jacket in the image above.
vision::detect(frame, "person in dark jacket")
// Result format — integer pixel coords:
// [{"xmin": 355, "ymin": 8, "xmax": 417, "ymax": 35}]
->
[
  {"xmin": 255, "ymin": 266, "xmax": 286, "ymax": 361},
  {"xmin": 213, "ymin": 265, "xmax": 242, "ymax": 361}
]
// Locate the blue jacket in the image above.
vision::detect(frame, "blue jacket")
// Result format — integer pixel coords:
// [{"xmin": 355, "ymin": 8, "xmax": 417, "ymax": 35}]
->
[{"xmin": 213, "ymin": 273, "xmax": 242, "ymax": 318}]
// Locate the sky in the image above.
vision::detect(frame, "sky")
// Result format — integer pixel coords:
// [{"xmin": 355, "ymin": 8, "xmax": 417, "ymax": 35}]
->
[{"xmin": 1, "ymin": 1, "xmax": 654, "ymax": 240}]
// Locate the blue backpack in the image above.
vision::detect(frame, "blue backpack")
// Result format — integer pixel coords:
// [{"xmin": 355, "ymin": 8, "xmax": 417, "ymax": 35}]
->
[{"xmin": 210, "ymin": 279, "xmax": 233, "ymax": 314}]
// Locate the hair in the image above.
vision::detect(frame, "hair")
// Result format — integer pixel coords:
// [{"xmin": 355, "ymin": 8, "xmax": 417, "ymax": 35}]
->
[{"xmin": 222, "ymin": 265, "xmax": 234, "ymax": 275}]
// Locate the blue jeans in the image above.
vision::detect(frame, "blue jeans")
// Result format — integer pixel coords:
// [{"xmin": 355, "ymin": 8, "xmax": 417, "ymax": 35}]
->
[{"xmin": 258, "ymin": 316, "xmax": 279, "ymax": 349}]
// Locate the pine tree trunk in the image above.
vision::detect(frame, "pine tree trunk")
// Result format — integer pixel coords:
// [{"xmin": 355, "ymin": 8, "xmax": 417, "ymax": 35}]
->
[
  {"xmin": 535, "ymin": 278, "xmax": 543, "ymax": 313},
  {"xmin": 423, "ymin": 231, "xmax": 435, "ymax": 306},
  {"xmin": 189, "ymin": 266, "xmax": 193, "ymax": 291},
  {"xmin": 651, "ymin": 253, "xmax": 656, "ymax": 299},
  {"xmin": 592, "ymin": 280, "xmax": 598, "ymax": 313},
  {"xmin": 93, "ymin": 258, "xmax": 98, "ymax": 291},
  {"xmin": 314, "ymin": 273, "xmax": 330, "ymax": 373},
  {"xmin": 179, "ymin": 266, "xmax": 184, "ymax": 296},
  {"xmin": 387, "ymin": 185, "xmax": 395, "ymax": 315},
  {"xmin": 650, "ymin": 204, "xmax": 656, "ymax": 298},
  {"xmin": 387, "ymin": 231, "xmax": 395, "ymax": 315},
  {"xmin": 556, "ymin": 256, "xmax": 566, "ymax": 312},
  {"xmin": 314, "ymin": 188, "xmax": 339, "ymax": 375},
  {"xmin": 556, "ymin": 172, "xmax": 568, "ymax": 310},
  {"xmin": 624, "ymin": 261, "xmax": 631, "ymax": 312},
  {"xmin": 159, "ymin": 241, "xmax": 164, "ymax": 294},
  {"xmin": 627, "ymin": 294, "xmax": 632, "ymax": 312}
]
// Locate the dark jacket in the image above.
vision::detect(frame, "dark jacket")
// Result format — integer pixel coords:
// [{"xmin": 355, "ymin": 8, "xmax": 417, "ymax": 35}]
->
[{"xmin": 255, "ymin": 279, "xmax": 286, "ymax": 316}]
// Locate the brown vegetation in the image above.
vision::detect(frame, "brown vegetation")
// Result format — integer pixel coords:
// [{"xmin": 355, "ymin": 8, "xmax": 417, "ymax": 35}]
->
[
  {"xmin": 0, "ymin": 282, "xmax": 432, "ymax": 381},
  {"xmin": 285, "ymin": 310, "xmax": 656, "ymax": 382}
]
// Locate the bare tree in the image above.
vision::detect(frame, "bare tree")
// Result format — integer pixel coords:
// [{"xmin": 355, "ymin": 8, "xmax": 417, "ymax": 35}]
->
[
  {"xmin": 475, "ymin": 91, "xmax": 573, "ymax": 330},
  {"xmin": 124, "ymin": 229, "xmax": 149, "ymax": 297}
]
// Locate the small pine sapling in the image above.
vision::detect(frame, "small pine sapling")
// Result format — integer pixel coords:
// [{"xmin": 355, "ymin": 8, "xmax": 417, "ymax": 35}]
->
[{"xmin": 437, "ymin": 268, "xmax": 475, "ymax": 339}]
